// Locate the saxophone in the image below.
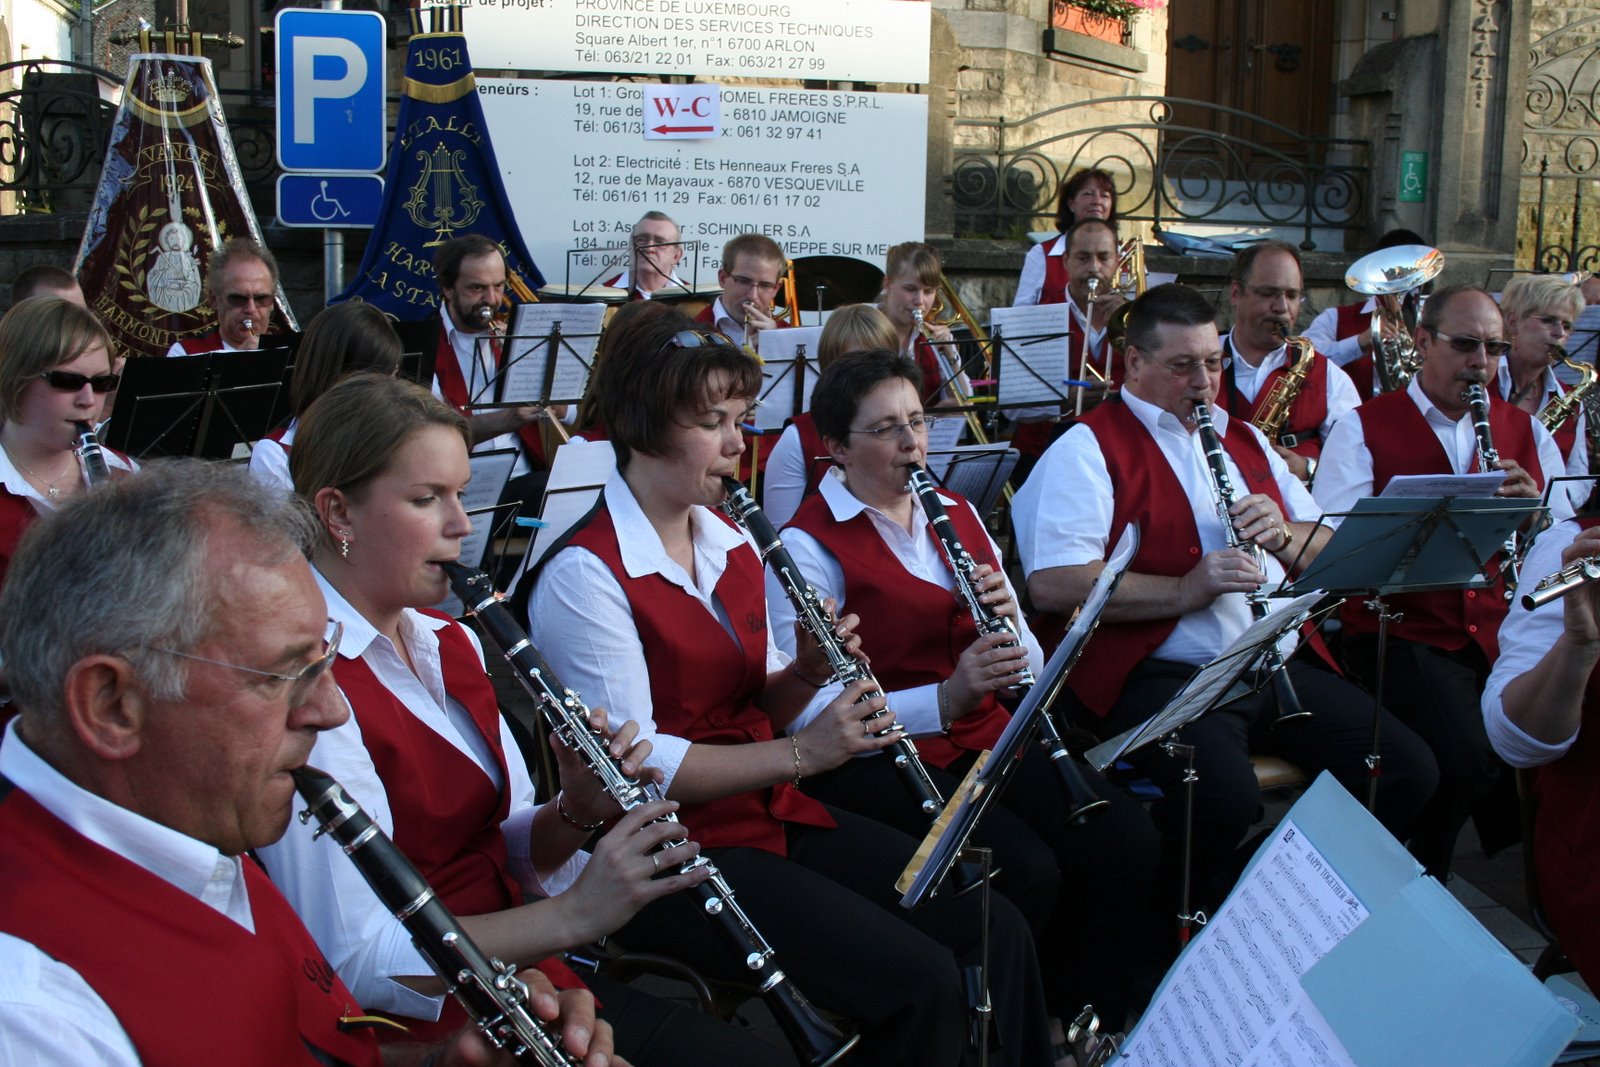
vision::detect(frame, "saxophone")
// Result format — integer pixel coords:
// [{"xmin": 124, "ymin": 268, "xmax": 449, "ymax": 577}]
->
[
  {"xmin": 1250, "ymin": 328, "xmax": 1316, "ymax": 446},
  {"xmin": 1537, "ymin": 346, "xmax": 1597, "ymax": 435}
]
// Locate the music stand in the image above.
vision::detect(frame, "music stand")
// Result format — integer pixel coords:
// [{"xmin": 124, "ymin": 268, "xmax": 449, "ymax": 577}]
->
[
  {"xmin": 502, "ymin": 303, "xmax": 607, "ymax": 409},
  {"xmin": 899, "ymin": 525, "xmax": 1140, "ymax": 910},
  {"xmin": 1279, "ymin": 495, "xmax": 1542, "ymax": 810},
  {"xmin": 988, "ymin": 306, "xmax": 1074, "ymax": 414},
  {"xmin": 754, "ymin": 327, "xmax": 825, "ymax": 432},
  {"xmin": 927, "ymin": 445, "xmax": 1019, "ymax": 519},
  {"xmin": 106, "ymin": 346, "xmax": 293, "ymax": 461}
]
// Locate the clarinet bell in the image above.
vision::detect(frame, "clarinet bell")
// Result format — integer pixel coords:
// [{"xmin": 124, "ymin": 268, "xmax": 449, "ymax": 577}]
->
[{"xmin": 1269, "ymin": 667, "xmax": 1313, "ymax": 727}]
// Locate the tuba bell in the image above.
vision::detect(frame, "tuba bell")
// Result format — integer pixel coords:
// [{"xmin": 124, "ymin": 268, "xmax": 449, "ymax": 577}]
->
[{"xmin": 1345, "ymin": 244, "xmax": 1445, "ymax": 393}]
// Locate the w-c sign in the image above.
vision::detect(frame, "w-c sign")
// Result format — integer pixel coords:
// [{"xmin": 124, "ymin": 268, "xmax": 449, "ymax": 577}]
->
[
  {"xmin": 275, "ymin": 9, "xmax": 387, "ymax": 173},
  {"xmin": 642, "ymin": 83, "xmax": 722, "ymax": 141}
]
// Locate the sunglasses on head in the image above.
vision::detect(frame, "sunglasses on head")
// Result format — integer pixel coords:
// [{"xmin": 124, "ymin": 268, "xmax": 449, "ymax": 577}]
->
[
  {"xmin": 655, "ymin": 329, "xmax": 741, "ymax": 359},
  {"xmin": 39, "ymin": 370, "xmax": 120, "ymax": 393}
]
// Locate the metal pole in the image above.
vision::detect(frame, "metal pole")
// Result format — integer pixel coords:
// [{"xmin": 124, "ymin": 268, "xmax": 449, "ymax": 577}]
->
[{"xmin": 322, "ymin": 0, "xmax": 345, "ymax": 303}]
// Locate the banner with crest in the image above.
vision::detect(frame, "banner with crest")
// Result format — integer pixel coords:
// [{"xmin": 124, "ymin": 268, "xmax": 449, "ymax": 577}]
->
[
  {"xmin": 336, "ymin": 5, "xmax": 544, "ymax": 318},
  {"xmin": 72, "ymin": 54, "xmax": 294, "ymax": 359}
]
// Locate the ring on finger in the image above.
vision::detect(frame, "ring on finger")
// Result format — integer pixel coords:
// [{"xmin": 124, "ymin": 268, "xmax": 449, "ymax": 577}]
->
[{"xmin": 650, "ymin": 853, "xmax": 660, "ymax": 874}]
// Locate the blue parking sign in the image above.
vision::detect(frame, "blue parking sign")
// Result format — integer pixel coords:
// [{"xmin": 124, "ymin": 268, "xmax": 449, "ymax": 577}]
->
[{"xmin": 275, "ymin": 9, "xmax": 387, "ymax": 173}]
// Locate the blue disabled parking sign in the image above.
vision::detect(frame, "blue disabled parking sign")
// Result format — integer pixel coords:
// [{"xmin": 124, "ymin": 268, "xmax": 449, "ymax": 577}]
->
[
  {"xmin": 275, "ymin": 9, "xmax": 387, "ymax": 174},
  {"xmin": 277, "ymin": 174, "xmax": 385, "ymax": 229}
]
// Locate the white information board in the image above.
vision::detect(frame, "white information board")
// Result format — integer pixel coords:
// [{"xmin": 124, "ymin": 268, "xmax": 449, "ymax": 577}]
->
[
  {"xmin": 478, "ymin": 79, "xmax": 926, "ymax": 284},
  {"xmin": 462, "ymin": 0, "xmax": 931, "ymax": 84}
]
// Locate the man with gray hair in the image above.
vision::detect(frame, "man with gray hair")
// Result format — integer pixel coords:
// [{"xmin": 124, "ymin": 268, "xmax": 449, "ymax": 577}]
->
[
  {"xmin": 0, "ymin": 461, "xmax": 614, "ymax": 1066},
  {"xmin": 165, "ymin": 237, "xmax": 283, "ymax": 356},
  {"xmin": 604, "ymin": 212, "xmax": 688, "ymax": 299}
]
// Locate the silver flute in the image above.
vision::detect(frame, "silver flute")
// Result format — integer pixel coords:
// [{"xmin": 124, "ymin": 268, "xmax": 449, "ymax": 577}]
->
[
  {"xmin": 292, "ymin": 766, "xmax": 580, "ymax": 1066},
  {"xmin": 1522, "ymin": 556, "xmax": 1600, "ymax": 610},
  {"xmin": 442, "ymin": 560, "xmax": 858, "ymax": 1067}
]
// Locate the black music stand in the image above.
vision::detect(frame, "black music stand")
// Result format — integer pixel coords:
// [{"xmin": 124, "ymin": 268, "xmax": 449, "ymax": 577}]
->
[
  {"xmin": 558, "ymin": 244, "xmax": 632, "ymax": 301},
  {"xmin": 502, "ymin": 304, "xmax": 608, "ymax": 409},
  {"xmin": 392, "ymin": 318, "xmax": 441, "ymax": 388},
  {"xmin": 106, "ymin": 346, "xmax": 294, "ymax": 461},
  {"xmin": 1280, "ymin": 495, "xmax": 1542, "ymax": 810},
  {"xmin": 927, "ymin": 445, "xmax": 1019, "ymax": 519}
]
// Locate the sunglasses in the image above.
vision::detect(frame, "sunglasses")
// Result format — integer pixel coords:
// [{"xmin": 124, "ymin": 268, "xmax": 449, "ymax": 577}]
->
[
  {"xmin": 1429, "ymin": 331, "xmax": 1512, "ymax": 358},
  {"xmin": 655, "ymin": 329, "xmax": 742, "ymax": 359},
  {"xmin": 39, "ymin": 370, "xmax": 120, "ymax": 393}
]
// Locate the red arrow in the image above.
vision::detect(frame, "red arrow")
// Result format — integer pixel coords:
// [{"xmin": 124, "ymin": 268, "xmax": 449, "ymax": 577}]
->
[{"xmin": 652, "ymin": 124, "xmax": 715, "ymax": 134}]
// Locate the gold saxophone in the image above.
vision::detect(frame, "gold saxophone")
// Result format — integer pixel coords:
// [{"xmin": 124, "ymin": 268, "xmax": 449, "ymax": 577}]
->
[
  {"xmin": 1537, "ymin": 346, "xmax": 1597, "ymax": 434},
  {"xmin": 1251, "ymin": 329, "xmax": 1317, "ymax": 445}
]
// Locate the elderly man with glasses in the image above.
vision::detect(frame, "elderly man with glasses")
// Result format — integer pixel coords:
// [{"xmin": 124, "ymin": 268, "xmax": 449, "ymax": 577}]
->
[
  {"xmin": 1012, "ymin": 283, "xmax": 1436, "ymax": 917},
  {"xmin": 1315, "ymin": 283, "xmax": 1566, "ymax": 880},
  {"xmin": 166, "ymin": 238, "xmax": 283, "ymax": 357}
]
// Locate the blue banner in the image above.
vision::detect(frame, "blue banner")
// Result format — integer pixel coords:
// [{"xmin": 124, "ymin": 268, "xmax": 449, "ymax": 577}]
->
[{"xmin": 336, "ymin": 11, "xmax": 544, "ymax": 318}]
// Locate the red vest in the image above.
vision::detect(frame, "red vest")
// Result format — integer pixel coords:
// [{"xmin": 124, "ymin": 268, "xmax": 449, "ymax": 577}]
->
[
  {"xmin": 569, "ymin": 504, "xmax": 835, "ymax": 854},
  {"xmin": 0, "ymin": 781, "xmax": 379, "ymax": 1067},
  {"xmin": 1038, "ymin": 236, "xmax": 1069, "ymax": 306},
  {"xmin": 1334, "ymin": 302, "xmax": 1377, "ymax": 401},
  {"xmin": 1336, "ymin": 390, "xmax": 1543, "ymax": 661},
  {"xmin": 433, "ymin": 322, "xmax": 547, "ymax": 469},
  {"xmin": 0, "ymin": 489, "xmax": 41, "ymax": 589},
  {"xmin": 913, "ymin": 333, "xmax": 948, "ymax": 408},
  {"xmin": 1061, "ymin": 400, "xmax": 1328, "ymax": 716},
  {"xmin": 1219, "ymin": 343, "xmax": 1334, "ymax": 459},
  {"xmin": 789, "ymin": 411, "xmax": 833, "ymax": 499},
  {"xmin": 173, "ymin": 330, "xmax": 224, "ymax": 356},
  {"xmin": 787, "ymin": 490, "xmax": 1009, "ymax": 768}
]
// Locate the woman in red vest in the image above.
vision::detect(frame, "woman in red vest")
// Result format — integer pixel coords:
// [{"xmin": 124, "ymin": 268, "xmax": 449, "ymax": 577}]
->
[
  {"xmin": 524, "ymin": 317, "xmax": 1052, "ymax": 1066},
  {"xmin": 1497, "ymin": 274, "xmax": 1590, "ymax": 510},
  {"xmin": 257, "ymin": 372, "xmax": 779, "ymax": 1066},
  {"xmin": 773, "ymin": 348, "xmax": 1161, "ymax": 1029},
  {"xmin": 0, "ymin": 297, "xmax": 134, "ymax": 587},
  {"xmin": 1014, "ymin": 168, "xmax": 1118, "ymax": 308}
]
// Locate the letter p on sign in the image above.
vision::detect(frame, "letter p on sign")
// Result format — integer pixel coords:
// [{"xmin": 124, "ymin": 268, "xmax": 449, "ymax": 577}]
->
[{"xmin": 275, "ymin": 9, "xmax": 387, "ymax": 173}]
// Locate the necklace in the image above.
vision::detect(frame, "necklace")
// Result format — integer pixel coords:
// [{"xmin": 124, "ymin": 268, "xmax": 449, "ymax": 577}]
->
[{"xmin": 1, "ymin": 440, "xmax": 74, "ymax": 500}]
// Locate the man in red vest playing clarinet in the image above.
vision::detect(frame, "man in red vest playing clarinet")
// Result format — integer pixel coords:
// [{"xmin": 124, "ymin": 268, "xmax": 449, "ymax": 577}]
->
[
  {"xmin": 1219, "ymin": 241, "xmax": 1361, "ymax": 485},
  {"xmin": 1013, "ymin": 283, "xmax": 1437, "ymax": 913},
  {"xmin": 0, "ymin": 461, "xmax": 613, "ymax": 1066},
  {"xmin": 1315, "ymin": 283, "xmax": 1567, "ymax": 879}
]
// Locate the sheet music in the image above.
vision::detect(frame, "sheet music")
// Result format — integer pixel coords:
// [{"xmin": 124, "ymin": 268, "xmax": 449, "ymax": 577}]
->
[
  {"xmin": 920, "ymin": 417, "xmax": 966, "ymax": 476},
  {"xmin": 1378, "ymin": 472, "xmax": 1506, "ymax": 498},
  {"xmin": 503, "ymin": 302, "xmax": 607, "ymax": 404},
  {"xmin": 989, "ymin": 303, "xmax": 1070, "ymax": 407},
  {"xmin": 1566, "ymin": 305, "xmax": 1600, "ymax": 363},
  {"xmin": 527, "ymin": 440, "xmax": 616, "ymax": 567},
  {"xmin": 931, "ymin": 444, "xmax": 1018, "ymax": 513},
  {"xmin": 753, "ymin": 326, "xmax": 825, "ymax": 428},
  {"xmin": 1121, "ymin": 819, "xmax": 1365, "ymax": 1067},
  {"xmin": 434, "ymin": 449, "xmax": 517, "ymax": 615}
]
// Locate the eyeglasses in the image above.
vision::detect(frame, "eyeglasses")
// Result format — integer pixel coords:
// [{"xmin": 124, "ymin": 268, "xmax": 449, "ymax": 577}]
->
[
  {"xmin": 142, "ymin": 620, "xmax": 343, "ymax": 707},
  {"xmin": 1534, "ymin": 314, "xmax": 1574, "ymax": 333},
  {"xmin": 1146, "ymin": 355, "xmax": 1231, "ymax": 378},
  {"xmin": 728, "ymin": 274, "xmax": 782, "ymax": 293},
  {"xmin": 224, "ymin": 292, "xmax": 275, "ymax": 309},
  {"xmin": 1243, "ymin": 285, "xmax": 1303, "ymax": 303},
  {"xmin": 655, "ymin": 329, "xmax": 742, "ymax": 360},
  {"xmin": 1429, "ymin": 330, "xmax": 1512, "ymax": 358},
  {"xmin": 39, "ymin": 370, "xmax": 120, "ymax": 393},
  {"xmin": 849, "ymin": 415, "xmax": 940, "ymax": 441}
]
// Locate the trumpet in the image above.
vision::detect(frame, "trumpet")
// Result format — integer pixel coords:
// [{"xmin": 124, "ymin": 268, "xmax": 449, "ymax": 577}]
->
[
  {"xmin": 1522, "ymin": 556, "xmax": 1600, "ymax": 610},
  {"xmin": 1073, "ymin": 277, "xmax": 1102, "ymax": 419}
]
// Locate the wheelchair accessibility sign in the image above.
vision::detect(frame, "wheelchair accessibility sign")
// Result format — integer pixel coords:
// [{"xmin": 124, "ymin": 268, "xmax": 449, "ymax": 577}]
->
[{"xmin": 277, "ymin": 174, "xmax": 384, "ymax": 228}]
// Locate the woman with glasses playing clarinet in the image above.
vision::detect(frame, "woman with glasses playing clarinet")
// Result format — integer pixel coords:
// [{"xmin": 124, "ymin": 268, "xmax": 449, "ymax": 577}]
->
[
  {"xmin": 255, "ymin": 372, "xmax": 780, "ymax": 1066},
  {"xmin": 770, "ymin": 349, "xmax": 1162, "ymax": 1035},
  {"xmin": 522, "ymin": 311, "xmax": 1053, "ymax": 1066},
  {"xmin": 0, "ymin": 297, "xmax": 133, "ymax": 587}
]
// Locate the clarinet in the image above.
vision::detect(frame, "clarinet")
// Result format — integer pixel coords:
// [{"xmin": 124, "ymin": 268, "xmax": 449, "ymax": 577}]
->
[
  {"xmin": 905, "ymin": 464, "xmax": 1111, "ymax": 822},
  {"xmin": 1464, "ymin": 381, "xmax": 1523, "ymax": 597},
  {"xmin": 291, "ymin": 766, "xmax": 580, "ymax": 1066},
  {"xmin": 720, "ymin": 478, "xmax": 945, "ymax": 817},
  {"xmin": 1190, "ymin": 403, "xmax": 1311, "ymax": 725},
  {"xmin": 442, "ymin": 561, "xmax": 859, "ymax": 1067},
  {"xmin": 73, "ymin": 421, "xmax": 110, "ymax": 487}
]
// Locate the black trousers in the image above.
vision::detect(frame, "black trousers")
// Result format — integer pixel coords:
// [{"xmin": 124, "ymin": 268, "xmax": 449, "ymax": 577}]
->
[
  {"xmin": 587, "ymin": 971, "xmax": 788, "ymax": 1067},
  {"xmin": 800, "ymin": 743, "xmax": 1162, "ymax": 1026},
  {"xmin": 613, "ymin": 806, "xmax": 1053, "ymax": 1067},
  {"xmin": 1343, "ymin": 634, "xmax": 1503, "ymax": 879},
  {"xmin": 1097, "ymin": 657, "xmax": 1439, "ymax": 912}
]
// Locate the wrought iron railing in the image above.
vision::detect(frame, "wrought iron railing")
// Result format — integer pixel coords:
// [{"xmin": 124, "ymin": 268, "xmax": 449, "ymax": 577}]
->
[
  {"xmin": 1525, "ymin": 157, "xmax": 1600, "ymax": 274},
  {"xmin": 949, "ymin": 96, "xmax": 1370, "ymax": 251},
  {"xmin": 1519, "ymin": 14, "xmax": 1600, "ymax": 273},
  {"xmin": 0, "ymin": 59, "xmax": 120, "ymax": 213}
]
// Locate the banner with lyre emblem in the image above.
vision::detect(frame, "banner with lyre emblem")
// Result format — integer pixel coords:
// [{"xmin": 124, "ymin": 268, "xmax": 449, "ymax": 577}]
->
[
  {"xmin": 336, "ymin": 5, "xmax": 544, "ymax": 319},
  {"xmin": 72, "ymin": 54, "xmax": 294, "ymax": 359}
]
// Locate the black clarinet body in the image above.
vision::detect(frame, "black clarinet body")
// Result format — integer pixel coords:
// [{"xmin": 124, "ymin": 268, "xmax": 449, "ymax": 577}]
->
[
  {"xmin": 720, "ymin": 478, "xmax": 946, "ymax": 818},
  {"xmin": 1464, "ymin": 382, "xmax": 1523, "ymax": 597},
  {"xmin": 1189, "ymin": 403, "xmax": 1310, "ymax": 725},
  {"xmin": 442, "ymin": 560, "xmax": 858, "ymax": 1067},
  {"xmin": 73, "ymin": 421, "xmax": 111, "ymax": 487},
  {"xmin": 904, "ymin": 464, "xmax": 1111, "ymax": 823},
  {"xmin": 291, "ymin": 766, "xmax": 580, "ymax": 1066}
]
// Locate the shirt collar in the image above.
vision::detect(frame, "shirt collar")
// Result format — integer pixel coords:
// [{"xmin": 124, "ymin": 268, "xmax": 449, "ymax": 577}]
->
[
  {"xmin": 313, "ymin": 568, "xmax": 448, "ymax": 663},
  {"xmin": 1406, "ymin": 375, "xmax": 1464, "ymax": 424},
  {"xmin": 604, "ymin": 467, "xmax": 745, "ymax": 581},
  {"xmin": 0, "ymin": 717, "xmax": 243, "ymax": 900},
  {"xmin": 1120, "ymin": 387, "xmax": 1232, "ymax": 437},
  {"xmin": 1222, "ymin": 328, "xmax": 1286, "ymax": 372},
  {"xmin": 1496, "ymin": 359, "xmax": 1559, "ymax": 400},
  {"xmin": 0, "ymin": 443, "xmax": 45, "ymax": 503},
  {"xmin": 818, "ymin": 464, "xmax": 955, "ymax": 525}
]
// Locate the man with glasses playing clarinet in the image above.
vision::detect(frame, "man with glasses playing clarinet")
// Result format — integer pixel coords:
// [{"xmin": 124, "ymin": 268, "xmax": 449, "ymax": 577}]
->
[
  {"xmin": 1315, "ymin": 283, "xmax": 1566, "ymax": 880},
  {"xmin": 1013, "ymin": 283, "xmax": 1437, "ymax": 918},
  {"xmin": 165, "ymin": 238, "xmax": 282, "ymax": 357}
]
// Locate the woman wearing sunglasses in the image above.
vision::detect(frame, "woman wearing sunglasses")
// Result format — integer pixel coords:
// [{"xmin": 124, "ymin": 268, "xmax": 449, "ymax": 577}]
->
[
  {"xmin": 0, "ymin": 297, "xmax": 133, "ymax": 586},
  {"xmin": 256, "ymin": 372, "xmax": 778, "ymax": 1065},
  {"xmin": 524, "ymin": 317, "xmax": 1052, "ymax": 1066},
  {"xmin": 1497, "ymin": 274, "xmax": 1591, "ymax": 510}
]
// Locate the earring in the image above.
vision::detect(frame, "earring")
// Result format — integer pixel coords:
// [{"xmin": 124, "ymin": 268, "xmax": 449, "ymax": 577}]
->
[{"xmin": 339, "ymin": 536, "xmax": 351, "ymax": 560}]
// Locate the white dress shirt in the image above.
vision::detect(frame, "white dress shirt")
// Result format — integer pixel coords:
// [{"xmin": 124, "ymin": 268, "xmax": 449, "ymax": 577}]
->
[
  {"xmin": 707, "ymin": 296, "xmax": 752, "ymax": 349},
  {"xmin": 528, "ymin": 468, "xmax": 805, "ymax": 794},
  {"xmin": 1496, "ymin": 359, "xmax": 1591, "ymax": 509},
  {"xmin": 164, "ymin": 334, "xmax": 248, "ymax": 358},
  {"xmin": 246, "ymin": 419, "xmax": 297, "ymax": 491},
  {"xmin": 0, "ymin": 444, "xmax": 136, "ymax": 512},
  {"xmin": 1483, "ymin": 518, "xmax": 1587, "ymax": 766},
  {"xmin": 605, "ymin": 269, "xmax": 689, "ymax": 299},
  {"xmin": 762, "ymin": 422, "xmax": 809, "ymax": 528},
  {"xmin": 1011, "ymin": 391, "xmax": 1319, "ymax": 665},
  {"xmin": 1222, "ymin": 329, "xmax": 1362, "ymax": 442},
  {"xmin": 1013, "ymin": 235, "xmax": 1066, "ymax": 307},
  {"xmin": 770, "ymin": 469, "xmax": 1043, "ymax": 737},
  {"xmin": 433, "ymin": 305, "xmax": 531, "ymax": 478},
  {"xmin": 1313, "ymin": 377, "xmax": 1571, "ymax": 527},
  {"xmin": 0, "ymin": 719, "xmax": 254, "ymax": 1066},
  {"xmin": 256, "ymin": 572, "xmax": 579, "ymax": 1020},
  {"xmin": 1303, "ymin": 297, "xmax": 1377, "ymax": 368}
]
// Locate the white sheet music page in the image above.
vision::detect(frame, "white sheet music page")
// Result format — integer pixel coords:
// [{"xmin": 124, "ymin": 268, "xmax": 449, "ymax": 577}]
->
[
  {"xmin": 503, "ymin": 302, "xmax": 607, "ymax": 405},
  {"xmin": 1121, "ymin": 819, "xmax": 1366, "ymax": 1067},
  {"xmin": 754, "ymin": 326, "xmax": 825, "ymax": 429},
  {"xmin": 989, "ymin": 303, "xmax": 1070, "ymax": 408}
]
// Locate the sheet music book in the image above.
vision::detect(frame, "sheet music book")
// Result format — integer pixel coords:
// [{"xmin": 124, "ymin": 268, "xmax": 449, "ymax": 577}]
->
[
  {"xmin": 1119, "ymin": 774, "xmax": 1579, "ymax": 1067},
  {"xmin": 989, "ymin": 303, "xmax": 1070, "ymax": 408},
  {"xmin": 502, "ymin": 302, "xmax": 607, "ymax": 405},
  {"xmin": 753, "ymin": 326, "xmax": 825, "ymax": 429},
  {"xmin": 927, "ymin": 444, "xmax": 1018, "ymax": 516},
  {"xmin": 528, "ymin": 441, "xmax": 617, "ymax": 568},
  {"xmin": 434, "ymin": 448, "xmax": 517, "ymax": 616}
]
